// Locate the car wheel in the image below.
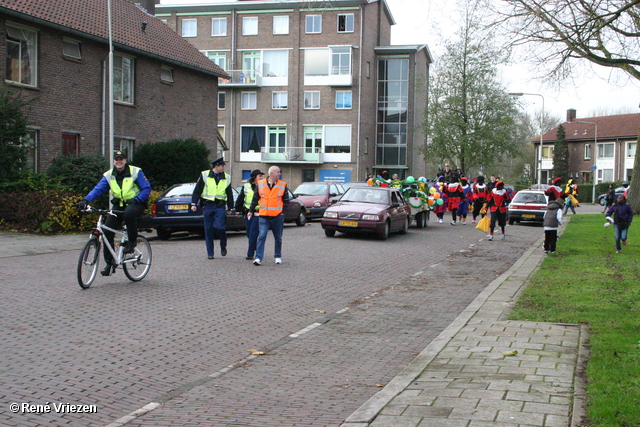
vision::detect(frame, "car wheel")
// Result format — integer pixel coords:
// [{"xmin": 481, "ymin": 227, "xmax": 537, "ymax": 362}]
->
[
  {"xmin": 157, "ymin": 227, "xmax": 172, "ymax": 240},
  {"xmin": 378, "ymin": 221, "xmax": 390, "ymax": 240},
  {"xmin": 324, "ymin": 229, "xmax": 336, "ymax": 237},
  {"xmin": 399, "ymin": 217, "xmax": 409, "ymax": 234},
  {"xmin": 599, "ymin": 198, "xmax": 605, "ymax": 206},
  {"xmin": 295, "ymin": 209, "xmax": 307, "ymax": 226},
  {"xmin": 508, "ymin": 218, "xmax": 515, "ymax": 225},
  {"xmin": 416, "ymin": 212, "xmax": 424, "ymax": 228}
]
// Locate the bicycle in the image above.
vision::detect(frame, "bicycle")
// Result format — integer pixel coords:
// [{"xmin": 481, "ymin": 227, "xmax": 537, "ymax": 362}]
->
[{"xmin": 77, "ymin": 205, "xmax": 152, "ymax": 289}]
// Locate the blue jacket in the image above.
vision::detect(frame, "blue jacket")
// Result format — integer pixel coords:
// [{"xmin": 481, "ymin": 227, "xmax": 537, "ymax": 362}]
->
[
  {"xmin": 84, "ymin": 167, "xmax": 152, "ymax": 204},
  {"xmin": 606, "ymin": 203, "xmax": 634, "ymax": 225}
]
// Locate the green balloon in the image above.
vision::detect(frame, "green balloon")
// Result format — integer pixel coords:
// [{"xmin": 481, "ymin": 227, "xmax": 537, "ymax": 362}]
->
[
  {"xmin": 406, "ymin": 176, "xmax": 415, "ymax": 183},
  {"xmin": 436, "ymin": 198, "xmax": 443, "ymax": 205}
]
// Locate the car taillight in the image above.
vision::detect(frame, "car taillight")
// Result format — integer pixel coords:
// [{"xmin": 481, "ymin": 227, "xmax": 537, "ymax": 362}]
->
[{"xmin": 152, "ymin": 204, "xmax": 157, "ymax": 217}]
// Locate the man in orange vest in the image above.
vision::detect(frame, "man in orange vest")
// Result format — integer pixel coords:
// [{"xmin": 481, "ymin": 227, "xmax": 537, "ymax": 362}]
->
[{"xmin": 247, "ymin": 165, "xmax": 290, "ymax": 266}]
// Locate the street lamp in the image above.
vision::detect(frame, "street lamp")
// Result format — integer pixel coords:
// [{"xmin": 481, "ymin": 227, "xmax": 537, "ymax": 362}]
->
[
  {"xmin": 577, "ymin": 121, "xmax": 598, "ymax": 204},
  {"xmin": 509, "ymin": 92, "xmax": 544, "ymax": 187}
]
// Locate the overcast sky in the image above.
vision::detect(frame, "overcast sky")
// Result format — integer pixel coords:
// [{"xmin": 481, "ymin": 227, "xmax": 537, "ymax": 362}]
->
[{"xmin": 160, "ymin": 0, "xmax": 640, "ymax": 121}]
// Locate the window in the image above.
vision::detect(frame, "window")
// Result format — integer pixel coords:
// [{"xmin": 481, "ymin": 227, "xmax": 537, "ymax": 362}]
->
[
  {"xmin": 241, "ymin": 92, "xmax": 257, "ymax": 110},
  {"xmin": 181, "ymin": 19, "xmax": 197, "ymax": 37},
  {"xmin": 331, "ymin": 47, "xmax": 351, "ymax": 75},
  {"xmin": 337, "ymin": 14, "xmax": 354, "ymax": 32},
  {"xmin": 21, "ymin": 129, "xmax": 38, "ymax": 173},
  {"xmin": 243, "ymin": 17, "xmax": 258, "ymax": 35},
  {"xmin": 211, "ymin": 17, "xmax": 227, "ymax": 36},
  {"xmin": 218, "ymin": 92, "xmax": 226, "ymax": 110},
  {"xmin": 325, "ymin": 125, "xmax": 351, "ymax": 153},
  {"xmin": 242, "ymin": 50, "xmax": 261, "ymax": 81},
  {"xmin": 541, "ymin": 146, "xmax": 554, "ymax": 159},
  {"xmin": 113, "ymin": 55, "xmax": 134, "ymax": 104},
  {"xmin": 628, "ymin": 142, "xmax": 636, "ymax": 157},
  {"xmin": 206, "ymin": 51, "xmax": 227, "ymax": 70},
  {"xmin": 597, "ymin": 143, "xmax": 614, "ymax": 158},
  {"xmin": 304, "ymin": 126, "xmax": 323, "ymax": 153},
  {"xmin": 262, "ymin": 50, "xmax": 288, "ymax": 77},
  {"xmin": 273, "ymin": 16, "xmax": 289, "ymax": 35},
  {"xmin": 116, "ymin": 138, "xmax": 135, "ymax": 160},
  {"xmin": 376, "ymin": 58, "xmax": 409, "ymax": 166},
  {"xmin": 5, "ymin": 24, "xmax": 37, "ymax": 86},
  {"xmin": 241, "ymin": 126, "xmax": 266, "ymax": 152},
  {"xmin": 272, "ymin": 91, "xmax": 288, "ymax": 109},
  {"xmin": 160, "ymin": 67, "xmax": 173, "ymax": 83},
  {"xmin": 62, "ymin": 38, "xmax": 81, "ymax": 60},
  {"xmin": 598, "ymin": 169, "xmax": 614, "ymax": 182},
  {"xmin": 268, "ymin": 126, "xmax": 287, "ymax": 153},
  {"xmin": 306, "ymin": 15, "xmax": 322, "ymax": 33},
  {"xmin": 304, "ymin": 47, "xmax": 352, "ymax": 78},
  {"xmin": 335, "ymin": 91, "xmax": 352, "ymax": 109},
  {"xmin": 62, "ymin": 133, "xmax": 78, "ymax": 156},
  {"xmin": 584, "ymin": 144, "xmax": 591, "ymax": 160},
  {"xmin": 304, "ymin": 91, "xmax": 320, "ymax": 109}
]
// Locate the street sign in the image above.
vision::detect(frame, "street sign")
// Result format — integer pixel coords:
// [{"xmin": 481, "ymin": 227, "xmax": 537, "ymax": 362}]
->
[{"xmin": 591, "ymin": 165, "xmax": 597, "ymax": 169}]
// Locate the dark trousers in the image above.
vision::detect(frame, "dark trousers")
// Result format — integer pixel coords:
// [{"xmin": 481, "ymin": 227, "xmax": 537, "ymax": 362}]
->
[
  {"xmin": 544, "ymin": 229, "xmax": 558, "ymax": 252},
  {"xmin": 489, "ymin": 210, "xmax": 506, "ymax": 234},
  {"xmin": 472, "ymin": 199, "xmax": 486, "ymax": 219},
  {"xmin": 244, "ymin": 214, "xmax": 260, "ymax": 258},
  {"xmin": 203, "ymin": 204, "xmax": 227, "ymax": 257},
  {"xmin": 103, "ymin": 202, "xmax": 145, "ymax": 264}
]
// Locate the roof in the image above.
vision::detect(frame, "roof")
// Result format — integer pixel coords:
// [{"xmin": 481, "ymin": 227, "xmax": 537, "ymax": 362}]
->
[
  {"xmin": 0, "ymin": 0, "xmax": 228, "ymax": 77},
  {"xmin": 375, "ymin": 44, "xmax": 433, "ymax": 63},
  {"xmin": 540, "ymin": 113, "xmax": 640, "ymax": 144}
]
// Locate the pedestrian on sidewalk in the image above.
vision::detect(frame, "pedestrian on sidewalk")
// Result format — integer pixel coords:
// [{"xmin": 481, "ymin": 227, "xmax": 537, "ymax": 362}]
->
[
  {"xmin": 486, "ymin": 180, "xmax": 511, "ymax": 241},
  {"xmin": 603, "ymin": 183, "xmax": 616, "ymax": 213},
  {"xmin": 605, "ymin": 195, "xmax": 634, "ymax": 254},
  {"xmin": 235, "ymin": 169, "xmax": 264, "ymax": 260},
  {"xmin": 248, "ymin": 165, "xmax": 289, "ymax": 265},
  {"xmin": 543, "ymin": 196, "xmax": 564, "ymax": 254}
]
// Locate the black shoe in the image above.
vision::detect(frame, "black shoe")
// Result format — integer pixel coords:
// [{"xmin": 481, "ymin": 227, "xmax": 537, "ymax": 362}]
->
[
  {"xmin": 221, "ymin": 248, "xmax": 227, "ymax": 256},
  {"xmin": 122, "ymin": 241, "xmax": 136, "ymax": 254},
  {"xmin": 101, "ymin": 263, "xmax": 114, "ymax": 276},
  {"xmin": 208, "ymin": 255, "xmax": 214, "ymax": 260},
  {"xmin": 246, "ymin": 256, "xmax": 253, "ymax": 260}
]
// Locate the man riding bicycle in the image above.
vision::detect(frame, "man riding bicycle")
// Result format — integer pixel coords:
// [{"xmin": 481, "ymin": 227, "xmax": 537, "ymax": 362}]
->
[{"xmin": 77, "ymin": 151, "xmax": 152, "ymax": 276}]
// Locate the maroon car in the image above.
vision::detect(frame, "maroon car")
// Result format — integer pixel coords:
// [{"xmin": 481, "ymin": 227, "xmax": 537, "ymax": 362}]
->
[
  {"xmin": 320, "ymin": 186, "xmax": 411, "ymax": 240},
  {"xmin": 292, "ymin": 181, "xmax": 345, "ymax": 219}
]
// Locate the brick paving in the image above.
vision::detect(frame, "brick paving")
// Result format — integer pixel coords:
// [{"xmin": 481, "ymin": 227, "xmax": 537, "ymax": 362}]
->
[{"xmin": 0, "ymin": 207, "xmax": 596, "ymax": 426}]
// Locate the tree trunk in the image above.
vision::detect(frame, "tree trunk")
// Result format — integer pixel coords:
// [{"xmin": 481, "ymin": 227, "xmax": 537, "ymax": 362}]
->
[{"xmin": 628, "ymin": 132, "xmax": 640, "ymax": 213}]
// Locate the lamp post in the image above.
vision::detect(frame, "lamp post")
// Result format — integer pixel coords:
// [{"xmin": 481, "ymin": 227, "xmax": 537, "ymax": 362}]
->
[
  {"xmin": 107, "ymin": 0, "xmax": 114, "ymax": 163},
  {"xmin": 577, "ymin": 121, "xmax": 598, "ymax": 204},
  {"xmin": 509, "ymin": 92, "xmax": 544, "ymax": 187}
]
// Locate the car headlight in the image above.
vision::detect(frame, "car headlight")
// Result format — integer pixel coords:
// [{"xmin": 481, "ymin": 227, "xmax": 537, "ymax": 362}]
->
[
  {"xmin": 324, "ymin": 211, "xmax": 338, "ymax": 218},
  {"xmin": 313, "ymin": 201, "xmax": 322, "ymax": 208},
  {"xmin": 362, "ymin": 214, "xmax": 379, "ymax": 221}
]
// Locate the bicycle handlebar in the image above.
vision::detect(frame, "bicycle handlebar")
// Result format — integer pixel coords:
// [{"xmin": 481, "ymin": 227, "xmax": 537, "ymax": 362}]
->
[{"xmin": 81, "ymin": 205, "xmax": 124, "ymax": 216}]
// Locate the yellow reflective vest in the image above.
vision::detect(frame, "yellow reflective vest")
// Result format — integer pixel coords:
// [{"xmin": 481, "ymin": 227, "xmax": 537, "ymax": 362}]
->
[
  {"xmin": 201, "ymin": 171, "xmax": 230, "ymax": 201},
  {"xmin": 104, "ymin": 165, "xmax": 141, "ymax": 207}
]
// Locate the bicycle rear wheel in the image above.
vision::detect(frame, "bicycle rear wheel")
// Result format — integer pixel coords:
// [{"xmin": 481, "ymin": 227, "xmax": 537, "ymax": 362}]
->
[
  {"xmin": 77, "ymin": 239, "xmax": 100, "ymax": 289},
  {"xmin": 123, "ymin": 236, "xmax": 152, "ymax": 282}
]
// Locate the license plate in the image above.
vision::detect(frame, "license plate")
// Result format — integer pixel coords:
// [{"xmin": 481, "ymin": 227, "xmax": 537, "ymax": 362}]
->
[
  {"xmin": 339, "ymin": 221, "xmax": 359, "ymax": 227},
  {"xmin": 523, "ymin": 214, "xmax": 536, "ymax": 218},
  {"xmin": 169, "ymin": 204, "xmax": 189, "ymax": 210}
]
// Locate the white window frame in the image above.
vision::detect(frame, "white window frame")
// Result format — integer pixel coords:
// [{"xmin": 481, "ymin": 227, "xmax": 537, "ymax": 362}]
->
[
  {"xmin": 243, "ymin": 17, "xmax": 258, "ymax": 36},
  {"xmin": 160, "ymin": 66, "xmax": 173, "ymax": 84},
  {"xmin": 335, "ymin": 91, "xmax": 352, "ymax": 109},
  {"xmin": 211, "ymin": 17, "xmax": 227, "ymax": 36},
  {"xmin": 627, "ymin": 142, "xmax": 636, "ymax": 158},
  {"xmin": 181, "ymin": 19, "xmax": 197, "ymax": 37},
  {"xmin": 272, "ymin": 91, "xmax": 288, "ymax": 110},
  {"xmin": 304, "ymin": 91, "xmax": 320, "ymax": 109},
  {"xmin": 597, "ymin": 142, "xmax": 614, "ymax": 159},
  {"xmin": 113, "ymin": 54, "xmax": 134, "ymax": 105},
  {"xmin": 584, "ymin": 144, "xmax": 591, "ymax": 160},
  {"xmin": 21, "ymin": 129, "xmax": 38, "ymax": 173},
  {"xmin": 305, "ymin": 15, "xmax": 322, "ymax": 34},
  {"xmin": 218, "ymin": 92, "xmax": 226, "ymax": 110},
  {"xmin": 273, "ymin": 16, "xmax": 289, "ymax": 35},
  {"xmin": 5, "ymin": 24, "xmax": 38, "ymax": 87},
  {"xmin": 241, "ymin": 92, "xmax": 257, "ymax": 110},
  {"xmin": 62, "ymin": 38, "xmax": 81, "ymax": 60},
  {"xmin": 541, "ymin": 146, "xmax": 554, "ymax": 159},
  {"xmin": 337, "ymin": 13, "xmax": 354, "ymax": 33}
]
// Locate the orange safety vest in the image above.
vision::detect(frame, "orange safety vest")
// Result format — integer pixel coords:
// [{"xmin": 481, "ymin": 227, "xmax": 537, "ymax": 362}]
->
[{"xmin": 257, "ymin": 178, "xmax": 286, "ymax": 216}]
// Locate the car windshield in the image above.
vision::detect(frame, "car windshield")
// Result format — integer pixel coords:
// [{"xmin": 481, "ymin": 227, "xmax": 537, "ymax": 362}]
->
[
  {"xmin": 513, "ymin": 192, "xmax": 546, "ymax": 204},
  {"xmin": 341, "ymin": 188, "xmax": 389, "ymax": 204},
  {"xmin": 164, "ymin": 183, "xmax": 195, "ymax": 198},
  {"xmin": 293, "ymin": 183, "xmax": 326, "ymax": 196}
]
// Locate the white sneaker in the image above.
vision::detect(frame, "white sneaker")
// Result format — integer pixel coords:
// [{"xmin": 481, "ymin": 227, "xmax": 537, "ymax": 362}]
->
[
  {"xmin": 500, "ymin": 234, "xmax": 505, "ymax": 240},
  {"xmin": 275, "ymin": 258, "xmax": 282, "ymax": 264},
  {"xmin": 253, "ymin": 259, "xmax": 261, "ymax": 266},
  {"xmin": 450, "ymin": 221, "xmax": 456, "ymax": 226},
  {"xmin": 488, "ymin": 234, "xmax": 493, "ymax": 241},
  {"xmin": 438, "ymin": 218, "xmax": 443, "ymax": 224}
]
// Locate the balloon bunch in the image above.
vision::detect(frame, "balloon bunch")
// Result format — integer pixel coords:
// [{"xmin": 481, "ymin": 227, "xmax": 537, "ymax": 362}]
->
[{"xmin": 427, "ymin": 185, "xmax": 444, "ymax": 206}]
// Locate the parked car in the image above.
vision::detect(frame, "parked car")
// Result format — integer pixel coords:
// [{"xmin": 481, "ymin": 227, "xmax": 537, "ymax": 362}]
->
[
  {"xmin": 292, "ymin": 181, "xmax": 345, "ymax": 219},
  {"xmin": 152, "ymin": 183, "xmax": 307, "ymax": 240},
  {"xmin": 341, "ymin": 182, "xmax": 368, "ymax": 191},
  {"xmin": 321, "ymin": 186, "xmax": 411, "ymax": 240},
  {"xmin": 507, "ymin": 190, "xmax": 548, "ymax": 225},
  {"xmin": 597, "ymin": 186, "xmax": 626, "ymax": 206},
  {"xmin": 527, "ymin": 183, "xmax": 551, "ymax": 191}
]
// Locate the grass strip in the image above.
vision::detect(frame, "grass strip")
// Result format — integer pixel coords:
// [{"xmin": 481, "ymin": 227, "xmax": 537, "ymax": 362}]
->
[{"xmin": 509, "ymin": 214, "xmax": 640, "ymax": 426}]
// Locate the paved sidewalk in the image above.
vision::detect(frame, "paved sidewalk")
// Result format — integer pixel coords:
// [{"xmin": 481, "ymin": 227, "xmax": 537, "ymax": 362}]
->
[{"xmin": 341, "ymin": 215, "xmax": 589, "ymax": 427}]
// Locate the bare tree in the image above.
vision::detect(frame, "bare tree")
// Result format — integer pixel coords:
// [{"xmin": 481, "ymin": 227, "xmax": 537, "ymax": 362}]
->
[{"xmin": 486, "ymin": 0, "xmax": 640, "ymax": 209}]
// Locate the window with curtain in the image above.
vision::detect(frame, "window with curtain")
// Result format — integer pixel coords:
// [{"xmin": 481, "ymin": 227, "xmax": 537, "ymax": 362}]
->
[
  {"xmin": 113, "ymin": 55, "xmax": 134, "ymax": 104},
  {"xmin": 182, "ymin": 19, "xmax": 197, "ymax": 37},
  {"xmin": 243, "ymin": 17, "xmax": 258, "ymax": 35},
  {"xmin": 241, "ymin": 126, "xmax": 266, "ymax": 152},
  {"xmin": 268, "ymin": 126, "xmax": 287, "ymax": 153},
  {"xmin": 331, "ymin": 47, "xmax": 351, "ymax": 75},
  {"xmin": 273, "ymin": 16, "xmax": 289, "ymax": 34},
  {"xmin": 206, "ymin": 51, "xmax": 227, "ymax": 70},
  {"xmin": 584, "ymin": 144, "xmax": 591, "ymax": 160},
  {"xmin": 337, "ymin": 14, "xmax": 354, "ymax": 32},
  {"xmin": 335, "ymin": 91, "xmax": 352, "ymax": 109},
  {"xmin": 262, "ymin": 50, "xmax": 288, "ymax": 77},
  {"xmin": 5, "ymin": 25, "xmax": 37, "ymax": 86},
  {"xmin": 324, "ymin": 125, "xmax": 351, "ymax": 153},
  {"xmin": 304, "ymin": 49, "xmax": 329, "ymax": 76},
  {"xmin": 211, "ymin": 17, "xmax": 227, "ymax": 36},
  {"xmin": 241, "ymin": 92, "xmax": 257, "ymax": 110},
  {"xmin": 304, "ymin": 126, "xmax": 323, "ymax": 153},
  {"xmin": 305, "ymin": 15, "xmax": 322, "ymax": 33},
  {"xmin": 627, "ymin": 142, "xmax": 636, "ymax": 157},
  {"xmin": 304, "ymin": 91, "xmax": 320, "ymax": 109},
  {"xmin": 597, "ymin": 143, "xmax": 614, "ymax": 158},
  {"xmin": 272, "ymin": 91, "xmax": 288, "ymax": 109}
]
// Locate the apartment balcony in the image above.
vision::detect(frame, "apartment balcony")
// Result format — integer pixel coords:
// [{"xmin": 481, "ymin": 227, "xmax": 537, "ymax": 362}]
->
[
  {"xmin": 303, "ymin": 73, "xmax": 352, "ymax": 87},
  {"xmin": 261, "ymin": 147, "xmax": 324, "ymax": 164},
  {"xmin": 218, "ymin": 70, "xmax": 262, "ymax": 87}
]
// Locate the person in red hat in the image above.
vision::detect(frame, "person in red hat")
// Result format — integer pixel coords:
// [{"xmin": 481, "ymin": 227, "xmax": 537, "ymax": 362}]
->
[
  {"xmin": 486, "ymin": 180, "xmax": 511, "ymax": 241},
  {"xmin": 545, "ymin": 177, "xmax": 566, "ymax": 201}
]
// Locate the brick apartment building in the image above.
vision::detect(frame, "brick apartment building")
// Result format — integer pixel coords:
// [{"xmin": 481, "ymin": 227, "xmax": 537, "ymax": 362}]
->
[
  {"xmin": 1, "ymin": 0, "xmax": 227, "ymax": 174},
  {"xmin": 537, "ymin": 109, "xmax": 638, "ymax": 185},
  {"xmin": 156, "ymin": 0, "xmax": 432, "ymax": 187}
]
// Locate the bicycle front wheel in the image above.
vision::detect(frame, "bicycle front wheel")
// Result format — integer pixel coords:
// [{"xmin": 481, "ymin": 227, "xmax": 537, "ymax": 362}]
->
[
  {"xmin": 123, "ymin": 236, "xmax": 152, "ymax": 282},
  {"xmin": 77, "ymin": 239, "xmax": 100, "ymax": 289}
]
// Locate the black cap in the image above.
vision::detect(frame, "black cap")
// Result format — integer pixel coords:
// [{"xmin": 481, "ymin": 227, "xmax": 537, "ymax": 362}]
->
[
  {"xmin": 114, "ymin": 151, "xmax": 126, "ymax": 159},
  {"xmin": 211, "ymin": 157, "xmax": 226, "ymax": 166},
  {"xmin": 250, "ymin": 169, "xmax": 264, "ymax": 178}
]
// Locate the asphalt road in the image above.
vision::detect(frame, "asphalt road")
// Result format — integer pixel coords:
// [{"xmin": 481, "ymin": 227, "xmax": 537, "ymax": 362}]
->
[{"xmin": 1, "ymin": 215, "xmax": 545, "ymax": 426}]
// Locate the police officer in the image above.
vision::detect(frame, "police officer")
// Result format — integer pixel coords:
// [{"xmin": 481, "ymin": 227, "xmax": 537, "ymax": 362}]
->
[
  {"xmin": 191, "ymin": 157, "xmax": 233, "ymax": 259},
  {"xmin": 77, "ymin": 151, "xmax": 152, "ymax": 276},
  {"xmin": 235, "ymin": 169, "xmax": 264, "ymax": 260}
]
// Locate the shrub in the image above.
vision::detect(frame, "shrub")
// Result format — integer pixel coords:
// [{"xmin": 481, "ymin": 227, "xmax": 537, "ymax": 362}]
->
[
  {"xmin": 47, "ymin": 154, "xmax": 109, "ymax": 194},
  {"xmin": 133, "ymin": 138, "xmax": 210, "ymax": 188},
  {"xmin": 0, "ymin": 173, "xmax": 66, "ymax": 192},
  {"xmin": 0, "ymin": 86, "xmax": 33, "ymax": 182},
  {"xmin": 47, "ymin": 193, "xmax": 96, "ymax": 233}
]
